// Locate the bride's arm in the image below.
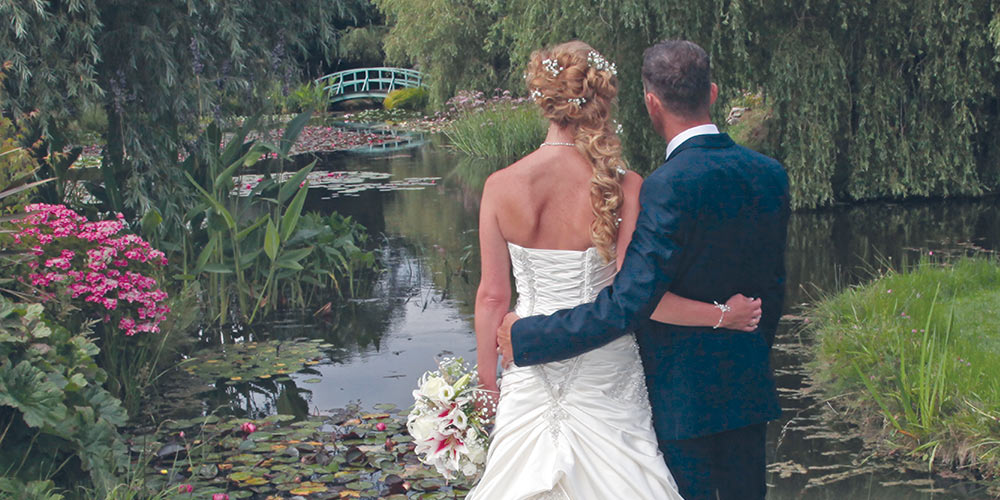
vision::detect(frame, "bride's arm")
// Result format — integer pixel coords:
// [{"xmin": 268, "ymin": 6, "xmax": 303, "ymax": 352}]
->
[
  {"xmin": 474, "ymin": 177, "xmax": 511, "ymax": 396},
  {"xmin": 616, "ymin": 173, "xmax": 761, "ymax": 331}
]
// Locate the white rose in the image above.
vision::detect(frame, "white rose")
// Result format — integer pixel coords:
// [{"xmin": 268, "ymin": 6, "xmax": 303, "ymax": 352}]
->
[
  {"xmin": 408, "ymin": 415, "xmax": 437, "ymax": 442},
  {"xmin": 465, "ymin": 428, "xmax": 487, "ymax": 464},
  {"xmin": 420, "ymin": 376, "xmax": 449, "ymax": 401},
  {"xmin": 461, "ymin": 459, "xmax": 479, "ymax": 477}
]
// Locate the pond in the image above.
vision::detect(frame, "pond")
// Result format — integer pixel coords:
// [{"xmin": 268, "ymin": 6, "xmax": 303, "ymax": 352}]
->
[{"xmin": 156, "ymin": 140, "xmax": 1000, "ymax": 498}]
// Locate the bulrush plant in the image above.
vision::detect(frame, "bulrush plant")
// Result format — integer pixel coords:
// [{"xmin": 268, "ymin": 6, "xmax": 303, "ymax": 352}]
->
[{"xmin": 9, "ymin": 203, "xmax": 170, "ymax": 411}]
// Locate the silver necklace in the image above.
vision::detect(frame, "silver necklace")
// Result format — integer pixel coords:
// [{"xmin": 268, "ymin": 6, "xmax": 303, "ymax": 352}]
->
[{"xmin": 540, "ymin": 141, "xmax": 576, "ymax": 147}]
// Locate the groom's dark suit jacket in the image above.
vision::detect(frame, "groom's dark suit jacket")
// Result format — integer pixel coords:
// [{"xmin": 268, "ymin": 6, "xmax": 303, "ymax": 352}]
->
[{"xmin": 511, "ymin": 133, "xmax": 788, "ymax": 441}]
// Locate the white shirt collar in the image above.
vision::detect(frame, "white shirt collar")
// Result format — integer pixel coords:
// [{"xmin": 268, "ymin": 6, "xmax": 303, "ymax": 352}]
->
[{"xmin": 665, "ymin": 124, "xmax": 720, "ymax": 160}]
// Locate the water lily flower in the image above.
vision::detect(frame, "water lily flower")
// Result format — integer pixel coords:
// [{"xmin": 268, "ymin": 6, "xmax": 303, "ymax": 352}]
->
[
  {"xmin": 241, "ymin": 422, "xmax": 258, "ymax": 434},
  {"xmin": 376, "ymin": 422, "xmax": 387, "ymax": 431},
  {"xmin": 212, "ymin": 494, "xmax": 230, "ymax": 500},
  {"xmin": 178, "ymin": 484, "xmax": 193, "ymax": 493}
]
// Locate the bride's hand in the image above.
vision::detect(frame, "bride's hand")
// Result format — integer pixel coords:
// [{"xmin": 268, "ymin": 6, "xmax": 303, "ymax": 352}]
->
[
  {"xmin": 476, "ymin": 385, "xmax": 500, "ymax": 420},
  {"xmin": 721, "ymin": 293, "xmax": 763, "ymax": 332}
]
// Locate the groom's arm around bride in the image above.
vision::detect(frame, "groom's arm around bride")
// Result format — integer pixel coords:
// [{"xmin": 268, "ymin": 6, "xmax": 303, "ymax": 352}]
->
[{"xmin": 498, "ymin": 40, "xmax": 789, "ymax": 500}]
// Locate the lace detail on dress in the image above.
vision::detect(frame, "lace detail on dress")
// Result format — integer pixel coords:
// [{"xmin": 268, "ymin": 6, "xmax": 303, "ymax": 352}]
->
[
  {"xmin": 530, "ymin": 488, "xmax": 569, "ymax": 500},
  {"xmin": 512, "ymin": 245, "xmax": 537, "ymax": 315},
  {"xmin": 535, "ymin": 356, "xmax": 585, "ymax": 442},
  {"xmin": 608, "ymin": 336, "xmax": 652, "ymax": 418}
]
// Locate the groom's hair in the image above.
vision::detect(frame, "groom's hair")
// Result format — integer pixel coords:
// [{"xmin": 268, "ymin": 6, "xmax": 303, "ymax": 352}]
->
[{"xmin": 641, "ymin": 40, "xmax": 711, "ymax": 118}]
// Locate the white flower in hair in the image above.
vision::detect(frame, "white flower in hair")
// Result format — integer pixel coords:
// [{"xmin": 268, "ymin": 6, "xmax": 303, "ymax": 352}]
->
[
  {"xmin": 587, "ymin": 50, "xmax": 618, "ymax": 76},
  {"xmin": 530, "ymin": 88, "xmax": 544, "ymax": 100},
  {"xmin": 568, "ymin": 97, "xmax": 586, "ymax": 107},
  {"xmin": 542, "ymin": 58, "xmax": 564, "ymax": 77}
]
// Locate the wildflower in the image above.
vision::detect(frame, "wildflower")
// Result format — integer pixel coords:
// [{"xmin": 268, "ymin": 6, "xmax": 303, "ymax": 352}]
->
[{"xmin": 178, "ymin": 484, "xmax": 194, "ymax": 493}]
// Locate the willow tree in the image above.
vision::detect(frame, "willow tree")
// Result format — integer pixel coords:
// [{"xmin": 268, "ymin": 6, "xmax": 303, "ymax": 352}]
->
[
  {"xmin": 1, "ymin": 0, "xmax": 366, "ymax": 215},
  {"xmin": 377, "ymin": 0, "xmax": 1000, "ymax": 208}
]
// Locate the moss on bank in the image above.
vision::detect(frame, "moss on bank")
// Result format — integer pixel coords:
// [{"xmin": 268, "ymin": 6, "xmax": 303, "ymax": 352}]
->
[{"xmin": 810, "ymin": 257, "xmax": 1000, "ymax": 478}]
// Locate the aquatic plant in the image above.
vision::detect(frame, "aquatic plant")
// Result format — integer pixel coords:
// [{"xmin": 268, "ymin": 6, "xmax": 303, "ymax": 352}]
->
[
  {"xmin": 131, "ymin": 407, "xmax": 477, "ymax": 498},
  {"xmin": 170, "ymin": 112, "xmax": 379, "ymax": 325},
  {"xmin": 444, "ymin": 90, "xmax": 546, "ymax": 158},
  {"xmin": 810, "ymin": 257, "xmax": 1000, "ymax": 477}
]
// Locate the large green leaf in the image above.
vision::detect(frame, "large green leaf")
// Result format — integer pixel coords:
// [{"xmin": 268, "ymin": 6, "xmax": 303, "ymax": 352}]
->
[
  {"xmin": 281, "ymin": 178, "xmax": 311, "ymax": 242},
  {"xmin": 195, "ymin": 235, "xmax": 220, "ymax": 272},
  {"xmin": 202, "ymin": 263, "xmax": 236, "ymax": 274},
  {"xmin": 277, "ymin": 162, "xmax": 314, "ymax": 205},
  {"xmin": 0, "ymin": 360, "xmax": 67, "ymax": 428},
  {"xmin": 264, "ymin": 219, "xmax": 279, "ymax": 261},
  {"xmin": 279, "ymin": 111, "xmax": 313, "ymax": 157}
]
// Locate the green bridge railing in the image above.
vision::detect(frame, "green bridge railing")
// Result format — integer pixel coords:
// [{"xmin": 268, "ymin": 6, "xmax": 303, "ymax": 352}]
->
[{"xmin": 316, "ymin": 67, "xmax": 425, "ymax": 104}]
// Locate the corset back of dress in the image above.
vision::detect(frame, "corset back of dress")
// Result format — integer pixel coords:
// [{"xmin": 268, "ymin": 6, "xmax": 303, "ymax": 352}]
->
[{"xmin": 507, "ymin": 242, "xmax": 617, "ymax": 318}]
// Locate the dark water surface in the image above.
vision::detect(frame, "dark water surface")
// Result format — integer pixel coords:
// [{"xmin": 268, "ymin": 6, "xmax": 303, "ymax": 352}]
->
[{"xmin": 166, "ymin": 144, "xmax": 1000, "ymax": 498}]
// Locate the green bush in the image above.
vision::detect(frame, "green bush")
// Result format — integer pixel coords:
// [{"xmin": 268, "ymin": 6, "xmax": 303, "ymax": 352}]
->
[
  {"xmin": 384, "ymin": 87, "xmax": 429, "ymax": 111},
  {"xmin": 286, "ymin": 81, "xmax": 332, "ymax": 113},
  {"xmin": 0, "ymin": 298, "xmax": 128, "ymax": 497}
]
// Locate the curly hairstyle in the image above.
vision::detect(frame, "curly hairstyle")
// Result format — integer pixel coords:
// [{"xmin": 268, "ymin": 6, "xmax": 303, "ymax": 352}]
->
[{"xmin": 525, "ymin": 40, "xmax": 626, "ymax": 263}]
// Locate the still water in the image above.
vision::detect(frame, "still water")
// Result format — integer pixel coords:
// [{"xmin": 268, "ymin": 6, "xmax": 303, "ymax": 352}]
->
[{"xmin": 164, "ymin": 144, "xmax": 1000, "ymax": 498}]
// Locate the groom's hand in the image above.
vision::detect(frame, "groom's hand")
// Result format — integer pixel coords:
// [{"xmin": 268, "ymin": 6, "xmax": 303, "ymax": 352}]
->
[{"xmin": 496, "ymin": 312, "xmax": 520, "ymax": 369}]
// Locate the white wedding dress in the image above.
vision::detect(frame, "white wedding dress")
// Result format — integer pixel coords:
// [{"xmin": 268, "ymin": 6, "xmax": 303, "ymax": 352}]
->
[{"xmin": 466, "ymin": 242, "xmax": 682, "ymax": 500}]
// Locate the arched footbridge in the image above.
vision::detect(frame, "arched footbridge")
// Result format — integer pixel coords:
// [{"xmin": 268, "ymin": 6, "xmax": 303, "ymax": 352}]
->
[{"xmin": 316, "ymin": 67, "xmax": 425, "ymax": 104}]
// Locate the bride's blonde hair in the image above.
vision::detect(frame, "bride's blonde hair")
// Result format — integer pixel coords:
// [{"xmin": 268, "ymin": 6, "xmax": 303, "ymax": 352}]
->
[{"xmin": 525, "ymin": 40, "xmax": 625, "ymax": 263}]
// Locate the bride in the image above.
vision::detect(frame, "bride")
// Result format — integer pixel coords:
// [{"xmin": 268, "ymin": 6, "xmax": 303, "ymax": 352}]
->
[{"xmin": 467, "ymin": 41, "xmax": 761, "ymax": 499}]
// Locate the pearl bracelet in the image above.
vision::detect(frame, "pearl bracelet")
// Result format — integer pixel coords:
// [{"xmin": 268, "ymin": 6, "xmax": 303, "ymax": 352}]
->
[{"xmin": 713, "ymin": 301, "xmax": 731, "ymax": 329}]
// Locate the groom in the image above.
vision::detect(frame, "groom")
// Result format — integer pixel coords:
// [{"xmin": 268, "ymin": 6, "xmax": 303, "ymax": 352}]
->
[{"xmin": 497, "ymin": 40, "xmax": 789, "ymax": 499}]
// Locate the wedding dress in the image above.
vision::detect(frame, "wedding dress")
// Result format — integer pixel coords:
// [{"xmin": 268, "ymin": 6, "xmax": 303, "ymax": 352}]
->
[{"xmin": 467, "ymin": 242, "xmax": 682, "ymax": 500}]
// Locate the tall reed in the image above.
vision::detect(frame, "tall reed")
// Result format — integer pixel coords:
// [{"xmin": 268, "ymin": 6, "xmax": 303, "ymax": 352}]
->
[{"xmin": 444, "ymin": 91, "xmax": 546, "ymax": 158}]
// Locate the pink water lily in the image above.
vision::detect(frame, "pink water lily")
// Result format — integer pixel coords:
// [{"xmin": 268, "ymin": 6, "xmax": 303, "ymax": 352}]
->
[
  {"xmin": 178, "ymin": 484, "xmax": 193, "ymax": 493},
  {"xmin": 240, "ymin": 422, "xmax": 258, "ymax": 434}
]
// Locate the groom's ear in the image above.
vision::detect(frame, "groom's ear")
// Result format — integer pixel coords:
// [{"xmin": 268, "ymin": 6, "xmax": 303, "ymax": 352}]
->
[
  {"xmin": 644, "ymin": 91, "xmax": 661, "ymax": 115},
  {"xmin": 709, "ymin": 83, "xmax": 718, "ymax": 107}
]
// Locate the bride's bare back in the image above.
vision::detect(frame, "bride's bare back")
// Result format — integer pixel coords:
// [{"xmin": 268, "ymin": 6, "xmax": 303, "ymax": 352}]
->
[{"xmin": 485, "ymin": 146, "xmax": 641, "ymax": 257}]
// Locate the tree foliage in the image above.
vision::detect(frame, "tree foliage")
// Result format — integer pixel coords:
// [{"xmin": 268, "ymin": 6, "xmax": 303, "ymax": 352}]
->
[
  {"xmin": 1, "ymin": 0, "xmax": 367, "ymax": 215},
  {"xmin": 377, "ymin": 0, "xmax": 1000, "ymax": 208}
]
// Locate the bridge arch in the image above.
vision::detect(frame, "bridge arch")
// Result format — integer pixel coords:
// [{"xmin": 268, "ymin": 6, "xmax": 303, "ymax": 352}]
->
[{"xmin": 316, "ymin": 67, "xmax": 425, "ymax": 104}]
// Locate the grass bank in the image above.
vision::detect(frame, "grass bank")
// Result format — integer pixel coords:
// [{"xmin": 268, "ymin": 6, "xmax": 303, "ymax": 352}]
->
[{"xmin": 810, "ymin": 257, "xmax": 1000, "ymax": 478}]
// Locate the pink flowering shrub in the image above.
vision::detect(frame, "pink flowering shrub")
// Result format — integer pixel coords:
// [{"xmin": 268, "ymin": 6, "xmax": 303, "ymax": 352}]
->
[{"xmin": 12, "ymin": 203, "xmax": 170, "ymax": 336}]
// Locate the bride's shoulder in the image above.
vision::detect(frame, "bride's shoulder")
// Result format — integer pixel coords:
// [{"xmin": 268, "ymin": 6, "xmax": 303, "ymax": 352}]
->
[{"xmin": 483, "ymin": 151, "xmax": 545, "ymax": 193}]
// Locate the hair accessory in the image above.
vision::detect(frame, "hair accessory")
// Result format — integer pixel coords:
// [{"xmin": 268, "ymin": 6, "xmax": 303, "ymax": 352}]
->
[
  {"xmin": 540, "ymin": 142, "xmax": 576, "ymax": 147},
  {"xmin": 530, "ymin": 88, "xmax": 544, "ymax": 100},
  {"xmin": 587, "ymin": 50, "xmax": 617, "ymax": 76},
  {"xmin": 568, "ymin": 97, "xmax": 586, "ymax": 107},
  {"xmin": 616, "ymin": 166, "xmax": 627, "ymax": 176},
  {"xmin": 542, "ymin": 58, "xmax": 564, "ymax": 77}
]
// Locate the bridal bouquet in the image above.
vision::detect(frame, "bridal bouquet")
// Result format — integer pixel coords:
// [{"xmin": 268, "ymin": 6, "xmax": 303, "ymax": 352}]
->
[{"xmin": 408, "ymin": 357, "xmax": 493, "ymax": 480}]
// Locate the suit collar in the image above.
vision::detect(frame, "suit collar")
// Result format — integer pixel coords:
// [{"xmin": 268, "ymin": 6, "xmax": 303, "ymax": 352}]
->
[{"xmin": 665, "ymin": 133, "xmax": 736, "ymax": 162}]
